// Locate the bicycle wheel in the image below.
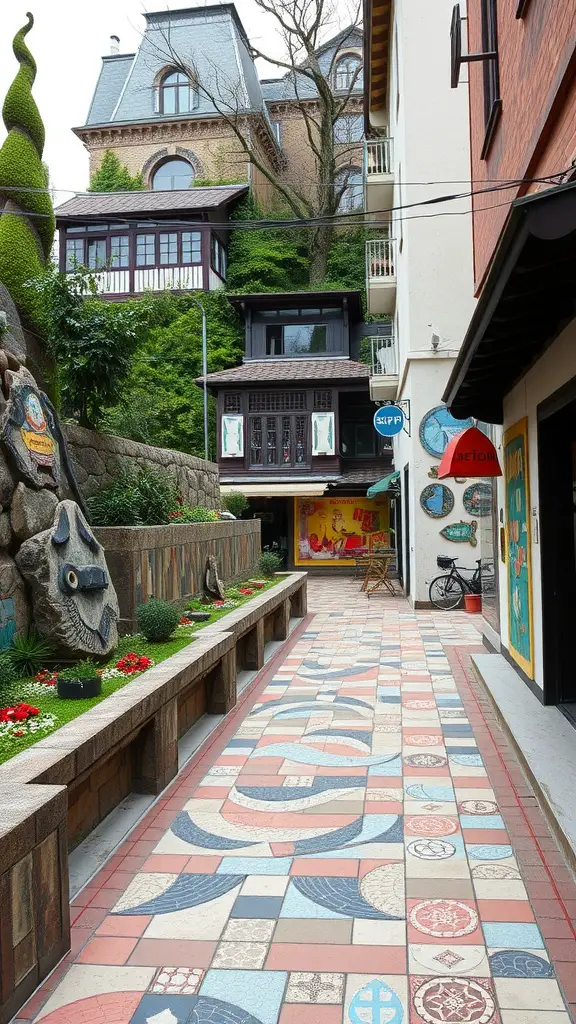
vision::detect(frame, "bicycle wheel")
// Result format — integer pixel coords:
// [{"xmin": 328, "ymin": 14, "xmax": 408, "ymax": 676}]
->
[{"xmin": 429, "ymin": 574, "xmax": 465, "ymax": 610}]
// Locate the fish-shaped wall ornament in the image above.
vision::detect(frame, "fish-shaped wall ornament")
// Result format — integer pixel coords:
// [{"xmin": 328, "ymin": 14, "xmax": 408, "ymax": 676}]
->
[{"xmin": 439, "ymin": 520, "xmax": 478, "ymax": 546}]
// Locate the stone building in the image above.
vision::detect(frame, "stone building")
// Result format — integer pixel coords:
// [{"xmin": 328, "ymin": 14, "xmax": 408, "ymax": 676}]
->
[{"xmin": 74, "ymin": 4, "xmax": 364, "ymax": 209}]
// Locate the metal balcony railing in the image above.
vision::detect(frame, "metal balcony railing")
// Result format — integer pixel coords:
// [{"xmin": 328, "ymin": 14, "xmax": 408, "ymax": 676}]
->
[
  {"xmin": 365, "ymin": 138, "xmax": 393, "ymax": 176},
  {"xmin": 366, "ymin": 238, "xmax": 396, "ymax": 280},
  {"xmin": 370, "ymin": 335, "xmax": 398, "ymax": 377}
]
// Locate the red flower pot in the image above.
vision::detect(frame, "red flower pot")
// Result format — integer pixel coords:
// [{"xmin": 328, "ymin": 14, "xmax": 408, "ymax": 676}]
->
[{"xmin": 464, "ymin": 593, "xmax": 482, "ymax": 614}]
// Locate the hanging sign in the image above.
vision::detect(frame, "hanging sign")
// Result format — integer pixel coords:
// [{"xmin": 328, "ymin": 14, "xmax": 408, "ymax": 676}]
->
[
  {"xmin": 440, "ymin": 520, "xmax": 478, "ymax": 546},
  {"xmin": 374, "ymin": 405, "xmax": 405, "ymax": 437},
  {"xmin": 438, "ymin": 426, "xmax": 502, "ymax": 478}
]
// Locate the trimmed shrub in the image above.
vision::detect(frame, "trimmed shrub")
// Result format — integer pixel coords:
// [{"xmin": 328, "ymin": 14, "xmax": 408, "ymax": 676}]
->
[
  {"xmin": 259, "ymin": 552, "xmax": 283, "ymax": 577},
  {"xmin": 137, "ymin": 599, "xmax": 181, "ymax": 642},
  {"xmin": 222, "ymin": 492, "xmax": 249, "ymax": 518}
]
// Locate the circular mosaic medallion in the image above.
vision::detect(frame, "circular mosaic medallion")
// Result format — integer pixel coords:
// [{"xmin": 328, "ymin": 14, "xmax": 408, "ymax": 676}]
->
[
  {"xmin": 405, "ymin": 816, "xmax": 458, "ymax": 837},
  {"xmin": 404, "ymin": 734, "xmax": 442, "ymax": 746},
  {"xmin": 420, "ymin": 484, "xmax": 455, "ymax": 519},
  {"xmin": 471, "ymin": 863, "xmax": 520, "ymax": 880},
  {"xmin": 404, "ymin": 699, "xmax": 436, "ymax": 710},
  {"xmin": 459, "ymin": 800, "xmax": 498, "ymax": 815},
  {"xmin": 413, "ymin": 977, "xmax": 495, "ymax": 1023},
  {"xmin": 409, "ymin": 900, "xmax": 478, "ymax": 938},
  {"xmin": 407, "ymin": 839, "xmax": 456, "ymax": 861},
  {"xmin": 489, "ymin": 950, "xmax": 553, "ymax": 979},
  {"xmin": 359, "ymin": 863, "xmax": 405, "ymax": 918},
  {"xmin": 419, "ymin": 405, "xmax": 474, "ymax": 459},
  {"xmin": 404, "ymin": 754, "xmax": 447, "ymax": 769},
  {"xmin": 463, "ymin": 482, "xmax": 492, "ymax": 518}
]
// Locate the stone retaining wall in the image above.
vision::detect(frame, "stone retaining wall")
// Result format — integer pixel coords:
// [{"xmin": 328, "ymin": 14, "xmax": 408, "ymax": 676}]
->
[
  {"xmin": 62, "ymin": 425, "xmax": 220, "ymax": 507},
  {"xmin": 0, "ymin": 573, "xmax": 307, "ymax": 1024},
  {"xmin": 94, "ymin": 520, "xmax": 261, "ymax": 630}
]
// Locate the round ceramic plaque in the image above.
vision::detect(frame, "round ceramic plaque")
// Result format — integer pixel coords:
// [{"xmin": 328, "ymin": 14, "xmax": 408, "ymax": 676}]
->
[
  {"xmin": 419, "ymin": 405, "xmax": 474, "ymax": 459},
  {"xmin": 420, "ymin": 483, "xmax": 454, "ymax": 519},
  {"xmin": 463, "ymin": 482, "xmax": 492, "ymax": 517}
]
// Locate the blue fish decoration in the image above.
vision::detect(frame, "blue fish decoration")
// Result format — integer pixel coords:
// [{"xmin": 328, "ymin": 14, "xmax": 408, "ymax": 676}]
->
[{"xmin": 439, "ymin": 520, "xmax": 478, "ymax": 546}]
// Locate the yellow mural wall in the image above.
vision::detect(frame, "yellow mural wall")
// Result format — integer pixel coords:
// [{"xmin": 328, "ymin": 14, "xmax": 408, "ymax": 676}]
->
[{"xmin": 294, "ymin": 496, "xmax": 391, "ymax": 567}]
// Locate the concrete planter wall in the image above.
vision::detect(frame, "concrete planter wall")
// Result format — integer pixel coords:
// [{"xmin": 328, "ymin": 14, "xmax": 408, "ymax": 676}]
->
[
  {"xmin": 0, "ymin": 572, "xmax": 307, "ymax": 1024},
  {"xmin": 93, "ymin": 520, "xmax": 261, "ymax": 631}
]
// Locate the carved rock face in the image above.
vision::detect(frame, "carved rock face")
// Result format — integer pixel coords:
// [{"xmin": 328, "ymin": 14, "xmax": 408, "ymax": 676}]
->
[
  {"xmin": 16, "ymin": 500, "xmax": 119, "ymax": 657},
  {"xmin": 1, "ymin": 368, "xmax": 62, "ymax": 489}
]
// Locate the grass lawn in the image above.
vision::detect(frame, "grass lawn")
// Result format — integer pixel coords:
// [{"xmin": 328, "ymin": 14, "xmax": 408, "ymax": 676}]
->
[{"xmin": 0, "ymin": 576, "xmax": 281, "ymax": 765}]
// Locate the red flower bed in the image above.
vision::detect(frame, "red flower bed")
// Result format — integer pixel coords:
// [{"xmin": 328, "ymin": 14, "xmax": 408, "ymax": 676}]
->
[
  {"xmin": 116, "ymin": 653, "xmax": 153, "ymax": 675},
  {"xmin": 33, "ymin": 670, "xmax": 58, "ymax": 687},
  {"xmin": 239, "ymin": 587, "xmax": 254, "ymax": 596},
  {"xmin": 0, "ymin": 703, "xmax": 39, "ymax": 723}
]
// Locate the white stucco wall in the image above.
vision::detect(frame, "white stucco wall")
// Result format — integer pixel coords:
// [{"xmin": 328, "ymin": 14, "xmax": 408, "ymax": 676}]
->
[
  {"xmin": 498, "ymin": 317, "xmax": 576, "ymax": 689},
  {"xmin": 386, "ymin": 0, "xmax": 476, "ymax": 604}
]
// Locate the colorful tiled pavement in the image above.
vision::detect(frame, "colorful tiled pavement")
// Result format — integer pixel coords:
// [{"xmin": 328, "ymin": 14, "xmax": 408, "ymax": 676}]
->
[{"xmin": 17, "ymin": 579, "xmax": 576, "ymax": 1024}]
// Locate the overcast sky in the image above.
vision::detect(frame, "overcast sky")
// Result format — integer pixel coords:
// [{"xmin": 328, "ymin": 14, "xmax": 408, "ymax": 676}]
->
[{"xmin": 0, "ymin": 0, "xmax": 297, "ymax": 199}]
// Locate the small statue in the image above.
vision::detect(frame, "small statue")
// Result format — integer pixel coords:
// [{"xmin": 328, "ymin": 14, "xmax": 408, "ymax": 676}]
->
[{"xmin": 205, "ymin": 555, "xmax": 226, "ymax": 602}]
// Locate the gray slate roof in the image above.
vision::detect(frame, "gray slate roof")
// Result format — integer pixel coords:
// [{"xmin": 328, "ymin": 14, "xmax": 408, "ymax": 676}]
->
[
  {"xmin": 199, "ymin": 358, "xmax": 370, "ymax": 385},
  {"xmin": 84, "ymin": 5, "xmax": 266, "ymax": 128},
  {"xmin": 262, "ymin": 25, "xmax": 364, "ymax": 105},
  {"xmin": 55, "ymin": 185, "xmax": 248, "ymax": 220}
]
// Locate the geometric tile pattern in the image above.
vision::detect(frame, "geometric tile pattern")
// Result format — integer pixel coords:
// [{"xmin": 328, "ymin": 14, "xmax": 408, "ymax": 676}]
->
[{"xmin": 20, "ymin": 580, "xmax": 576, "ymax": 1024}]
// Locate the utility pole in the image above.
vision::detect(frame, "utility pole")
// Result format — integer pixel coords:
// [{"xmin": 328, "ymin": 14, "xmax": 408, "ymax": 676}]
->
[{"xmin": 189, "ymin": 296, "xmax": 209, "ymax": 461}]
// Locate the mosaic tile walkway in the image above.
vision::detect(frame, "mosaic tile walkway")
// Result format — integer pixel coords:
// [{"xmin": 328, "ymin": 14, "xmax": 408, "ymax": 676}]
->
[{"xmin": 18, "ymin": 579, "xmax": 576, "ymax": 1024}]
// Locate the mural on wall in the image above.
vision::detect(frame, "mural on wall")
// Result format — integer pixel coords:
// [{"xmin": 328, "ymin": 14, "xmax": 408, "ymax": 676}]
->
[
  {"xmin": 295, "ymin": 496, "xmax": 390, "ymax": 566},
  {"xmin": 420, "ymin": 484, "xmax": 454, "ymax": 519},
  {"xmin": 439, "ymin": 521, "xmax": 478, "ymax": 546},
  {"xmin": 504, "ymin": 417, "xmax": 533, "ymax": 677},
  {"xmin": 419, "ymin": 405, "xmax": 474, "ymax": 459},
  {"xmin": 463, "ymin": 482, "xmax": 492, "ymax": 517}
]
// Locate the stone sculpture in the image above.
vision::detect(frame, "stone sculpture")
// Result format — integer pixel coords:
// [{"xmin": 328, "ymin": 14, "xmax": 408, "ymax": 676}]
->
[
  {"xmin": 205, "ymin": 555, "xmax": 226, "ymax": 602},
  {"xmin": 0, "ymin": 287, "xmax": 120, "ymax": 656}
]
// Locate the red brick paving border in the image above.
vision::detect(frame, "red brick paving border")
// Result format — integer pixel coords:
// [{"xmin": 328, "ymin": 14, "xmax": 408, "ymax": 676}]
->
[{"xmin": 449, "ymin": 644, "xmax": 576, "ymax": 1020}]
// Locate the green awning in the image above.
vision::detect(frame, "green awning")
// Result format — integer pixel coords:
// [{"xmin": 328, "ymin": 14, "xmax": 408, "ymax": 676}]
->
[{"xmin": 367, "ymin": 471, "xmax": 400, "ymax": 497}]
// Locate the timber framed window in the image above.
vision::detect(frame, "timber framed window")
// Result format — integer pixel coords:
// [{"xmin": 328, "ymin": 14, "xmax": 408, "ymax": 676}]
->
[{"xmin": 249, "ymin": 414, "xmax": 308, "ymax": 467}]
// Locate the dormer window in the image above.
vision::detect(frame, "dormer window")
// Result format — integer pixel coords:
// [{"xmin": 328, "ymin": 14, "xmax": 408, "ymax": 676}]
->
[
  {"xmin": 160, "ymin": 70, "xmax": 198, "ymax": 115},
  {"xmin": 334, "ymin": 54, "xmax": 363, "ymax": 92}
]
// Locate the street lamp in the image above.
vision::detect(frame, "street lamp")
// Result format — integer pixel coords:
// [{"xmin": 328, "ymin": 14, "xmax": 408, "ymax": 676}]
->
[{"xmin": 189, "ymin": 296, "xmax": 209, "ymax": 462}]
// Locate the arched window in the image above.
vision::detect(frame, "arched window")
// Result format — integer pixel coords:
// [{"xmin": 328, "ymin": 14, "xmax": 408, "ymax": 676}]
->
[
  {"xmin": 336, "ymin": 167, "xmax": 363, "ymax": 211},
  {"xmin": 334, "ymin": 54, "xmax": 363, "ymax": 92},
  {"xmin": 152, "ymin": 158, "xmax": 195, "ymax": 191},
  {"xmin": 160, "ymin": 71, "xmax": 197, "ymax": 115}
]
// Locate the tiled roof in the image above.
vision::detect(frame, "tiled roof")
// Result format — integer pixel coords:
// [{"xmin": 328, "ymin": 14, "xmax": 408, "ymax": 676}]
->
[
  {"xmin": 198, "ymin": 359, "xmax": 370, "ymax": 385},
  {"xmin": 331, "ymin": 469, "xmax": 383, "ymax": 486},
  {"xmin": 55, "ymin": 185, "xmax": 248, "ymax": 220}
]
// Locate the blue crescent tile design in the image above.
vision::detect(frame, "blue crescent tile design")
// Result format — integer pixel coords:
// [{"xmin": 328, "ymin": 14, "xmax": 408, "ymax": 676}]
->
[
  {"xmin": 406, "ymin": 784, "xmax": 455, "ymax": 801},
  {"xmin": 297, "ymin": 814, "xmax": 403, "ymax": 856},
  {"xmin": 468, "ymin": 844, "xmax": 513, "ymax": 860},
  {"xmin": 349, "ymin": 979, "xmax": 404, "ymax": 1024},
  {"xmin": 235, "ymin": 777, "xmax": 365, "ymax": 802},
  {"xmin": 299, "ymin": 665, "xmax": 377, "ymax": 679},
  {"xmin": 449, "ymin": 754, "xmax": 484, "ymax": 767},
  {"xmin": 294, "ymin": 816, "xmax": 365, "ymax": 855},
  {"xmin": 250, "ymin": 744, "xmax": 398, "ymax": 767},
  {"xmin": 489, "ymin": 950, "xmax": 554, "ymax": 978},
  {"xmin": 307, "ymin": 729, "xmax": 373, "ymax": 745},
  {"xmin": 171, "ymin": 811, "xmax": 257, "ymax": 850},
  {"xmin": 115, "ymin": 873, "xmax": 245, "ymax": 916},
  {"xmin": 292, "ymin": 876, "xmax": 404, "ymax": 920}
]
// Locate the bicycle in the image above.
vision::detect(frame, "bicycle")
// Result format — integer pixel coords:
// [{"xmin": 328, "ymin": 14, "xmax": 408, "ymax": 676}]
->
[{"xmin": 428, "ymin": 556, "xmax": 482, "ymax": 610}]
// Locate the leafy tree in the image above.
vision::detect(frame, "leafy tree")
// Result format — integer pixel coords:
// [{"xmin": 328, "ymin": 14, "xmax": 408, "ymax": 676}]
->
[
  {"xmin": 31, "ymin": 267, "xmax": 158, "ymax": 428},
  {"xmin": 0, "ymin": 14, "xmax": 54, "ymax": 327},
  {"xmin": 88, "ymin": 150, "xmax": 145, "ymax": 192},
  {"xmin": 102, "ymin": 291, "xmax": 244, "ymax": 457},
  {"xmin": 227, "ymin": 196, "xmax": 308, "ymax": 293}
]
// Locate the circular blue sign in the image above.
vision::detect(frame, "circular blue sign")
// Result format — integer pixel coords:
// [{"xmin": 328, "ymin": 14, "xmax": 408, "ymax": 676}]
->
[{"xmin": 374, "ymin": 405, "xmax": 405, "ymax": 437}]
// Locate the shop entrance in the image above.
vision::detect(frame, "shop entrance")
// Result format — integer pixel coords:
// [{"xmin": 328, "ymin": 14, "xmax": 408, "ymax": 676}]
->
[
  {"xmin": 538, "ymin": 378, "xmax": 576, "ymax": 713},
  {"xmin": 246, "ymin": 498, "xmax": 289, "ymax": 568}
]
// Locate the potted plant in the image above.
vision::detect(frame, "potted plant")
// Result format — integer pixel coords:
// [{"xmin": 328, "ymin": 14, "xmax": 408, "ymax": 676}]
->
[{"xmin": 57, "ymin": 659, "xmax": 102, "ymax": 699}]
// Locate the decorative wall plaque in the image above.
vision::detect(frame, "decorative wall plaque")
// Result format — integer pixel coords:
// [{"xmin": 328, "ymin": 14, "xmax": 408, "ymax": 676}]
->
[
  {"xmin": 419, "ymin": 405, "xmax": 474, "ymax": 459},
  {"xmin": 420, "ymin": 484, "xmax": 454, "ymax": 519},
  {"xmin": 439, "ymin": 521, "xmax": 478, "ymax": 546},
  {"xmin": 463, "ymin": 482, "xmax": 492, "ymax": 517}
]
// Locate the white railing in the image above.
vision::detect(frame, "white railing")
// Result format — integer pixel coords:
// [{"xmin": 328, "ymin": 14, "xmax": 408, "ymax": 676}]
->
[
  {"xmin": 366, "ymin": 238, "xmax": 396, "ymax": 280},
  {"xmin": 134, "ymin": 265, "xmax": 203, "ymax": 293},
  {"xmin": 365, "ymin": 138, "xmax": 393, "ymax": 176},
  {"xmin": 370, "ymin": 335, "xmax": 398, "ymax": 377}
]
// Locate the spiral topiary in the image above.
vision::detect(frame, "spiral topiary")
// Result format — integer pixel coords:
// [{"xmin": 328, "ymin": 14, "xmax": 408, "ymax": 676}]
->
[{"xmin": 0, "ymin": 13, "xmax": 55, "ymax": 326}]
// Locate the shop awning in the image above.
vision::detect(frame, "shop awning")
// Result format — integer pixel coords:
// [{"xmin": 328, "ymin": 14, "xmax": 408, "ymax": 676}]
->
[
  {"xmin": 220, "ymin": 483, "xmax": 328, "ymax": 498},
  {"xmin": 443, "ymin": 180, "xmax": 576, "ymax": 424},
  {"xmin": 367, "ymin": 471, "xmax": 400, "ymax": 497}
]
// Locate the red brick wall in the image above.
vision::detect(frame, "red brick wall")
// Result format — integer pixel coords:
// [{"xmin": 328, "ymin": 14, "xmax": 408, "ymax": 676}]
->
[{"xmin": 467, "ymin": 0, "xmax": 576, "ymax": 290}]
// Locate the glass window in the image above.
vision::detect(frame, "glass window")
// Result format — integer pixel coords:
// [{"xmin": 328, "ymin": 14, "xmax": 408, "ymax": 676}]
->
[
  {"xmin": 152, "ymin": 158, "xmax": 194, "ymax": 191},
  {"xmin": 334, "ymin": 55, "xmax": 363, "ymax": 91},
  {"xmin": 160, "ymin": 71, "xmax": 197, "ymax": 115},
  {"xmin": 336, "ymin": 168, "xmax": 363, "ymax": 211},
  {"xmin": 266, "ymin": 416, "xmax": 277, "ymax": 465},
  {"xmin": 136, "ymin": 233, "xmax": 155, "ymax": 266},
  {"xmin": 87, "ymin": 238, "xmax": 107, "ymax": 270},
  {"xmin": 334, "ymin": 115, "xmax": 363, "ymax": 144},
  {"xmin": 271, "ymin": 121, "xmax": 281, "ymax": 144},
  {"xmin": 159, "ymin": 232, "xmax": 178, "ymax": 265},
  {"xmin": 265, "ymin": 324, "xmax": 327, "ymax": 356},
  {"xmin": 210, "ymin": 235, "xmax": 227, "ymax": 278},
  {"xmin": 182, "ymin": 231, "xmax": 201, "ymax": 263},
  {"xmin": 266, "ymin": 326, "xmax": 283, "ymax": 356},
  {"xmin": 86, "ymin": 223, "xmax": 109, "ymax": 232},
  {"xmin": 66, "ymin": 238, "xmax": 84, "ymax": 270},
  {"xmin": 250, "ymin": 417, "xmax": 263, "ymax": 465},
  {"xmin": 110, "ymin": 235, "xmax": 129, "ymax": 268}
]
